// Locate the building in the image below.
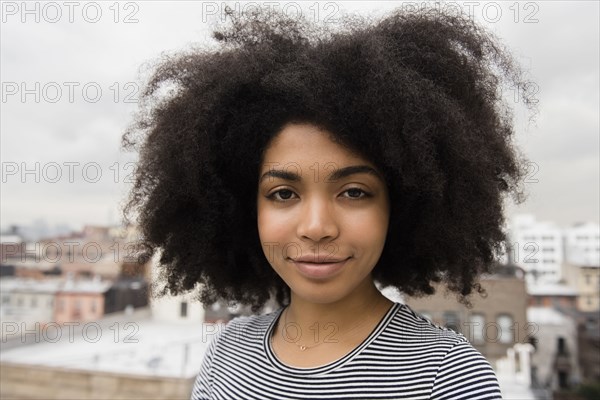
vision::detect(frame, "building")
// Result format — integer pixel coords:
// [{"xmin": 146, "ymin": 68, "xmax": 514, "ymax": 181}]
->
[
  {"xmin": 576, "ymin": 311, "xmax": 600, "ymax": 383},
  {"xmin": 527, "ymin": 307, "xmax": 581, "ymax": 392},
  {"xmin": 0, "ymin": 249, "xmax": 213, "ymax": 399},
  {"xmin": 527, "ymin": 282, "xmax": 579, "ymax": 311},
  {"xmin": 1, "ymin": 225, "xmax": 151, "ymax": 282},
  {"xmin": 104, "ymin": 277, "xmax": 149, "ymax": 315},
  {"xmin": 149, "ymin": 253, "xmax": 205, "ymax": 324},
  {"xmin": 0, "ymin": 278, "xmax": 62, "ymax": 341},
  {"xmin": 1, "ymin": 275, "xmax": 151, "ymax": 348},
  {"xmin": 563, "ymin": 222, "xmax": 600, "ymax": 267},
  {"xmin": 404, "ymin": 263, "xmax": 529, "ymax": 365},
  {"xmin": 508, "ymin": 214, "xmax": 564, "ymax": 284},
  {"xmin": 495, "ymin": 342, "xmax": 549, "ymax": 399},
  {"xmin": 53, "ymin": 276, "xmax": 112, "ymax": 324},
  {"xmin": 564, "ymin": 263, "xmax": 600, "ymax": 312},
  {"xmin": 1, "ymin": 275, "xmax": 113, "ymax": 327}
]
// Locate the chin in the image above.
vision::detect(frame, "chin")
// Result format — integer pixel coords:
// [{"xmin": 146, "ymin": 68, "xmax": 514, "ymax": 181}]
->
[{"xmin": 289, "ymin": 284, "xmax": 359, "ymax": 306}]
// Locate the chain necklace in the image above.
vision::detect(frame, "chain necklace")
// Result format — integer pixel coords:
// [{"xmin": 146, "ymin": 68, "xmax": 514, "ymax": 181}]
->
[
  {"xmin": 282, "ymin": 306, "xmax": 323, "ymax": 351},
  {"xmin": 275, "ymin": 298, "xmax": 391, "ymax": 352}
]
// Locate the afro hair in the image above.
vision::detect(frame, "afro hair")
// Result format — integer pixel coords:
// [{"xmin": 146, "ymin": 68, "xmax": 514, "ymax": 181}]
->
[{"xmin": 122, "ymin": 5, "xmax": 535, "ymax": 311}]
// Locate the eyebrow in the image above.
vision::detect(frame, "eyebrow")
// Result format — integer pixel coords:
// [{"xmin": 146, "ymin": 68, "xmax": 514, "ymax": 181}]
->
[{"xmin": 259, "ymin": 165, "xmax": 382, "ymax": 184}]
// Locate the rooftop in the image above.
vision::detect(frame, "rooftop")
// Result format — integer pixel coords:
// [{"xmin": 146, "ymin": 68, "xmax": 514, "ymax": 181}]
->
[
  {"xmin": 0, "ymin": 307, "xmax": 212, "ymax": 378},
  {"xmin": 0, "ymin": 276, "xmax": 113, "ymax": 294},
  {"xmin": 527, "ymin": 282, "xmax": 578, "ymax": 296}
]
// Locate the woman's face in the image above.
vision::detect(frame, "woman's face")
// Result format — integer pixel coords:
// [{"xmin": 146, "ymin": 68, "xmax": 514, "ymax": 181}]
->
[{"xmin": 257, "ymin": 123, "xmax": 390, "ymax": 305}]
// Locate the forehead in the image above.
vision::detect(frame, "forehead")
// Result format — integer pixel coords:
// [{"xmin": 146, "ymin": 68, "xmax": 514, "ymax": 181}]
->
[{"xmin": 260, "ymin": 123, "xmax": 370, "ymax": 170}]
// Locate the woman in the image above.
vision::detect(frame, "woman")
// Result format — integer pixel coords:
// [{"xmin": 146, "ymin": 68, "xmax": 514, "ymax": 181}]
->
[{"xmin": 123, "ymin": 5, "xmax": 535, "ymax": 399}]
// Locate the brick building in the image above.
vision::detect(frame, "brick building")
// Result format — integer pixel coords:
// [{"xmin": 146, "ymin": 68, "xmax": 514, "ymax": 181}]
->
[{"xmin": 404, "ymin": 263, "xmax": 529, "ymax": 365}]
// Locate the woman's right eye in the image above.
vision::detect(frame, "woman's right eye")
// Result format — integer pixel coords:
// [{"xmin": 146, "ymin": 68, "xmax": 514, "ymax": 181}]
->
[{"xmin": 267, "ymin": 189, "xmax": 297, "ymax": 202}]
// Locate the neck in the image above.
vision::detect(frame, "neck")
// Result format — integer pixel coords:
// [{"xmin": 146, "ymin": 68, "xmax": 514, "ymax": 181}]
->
[{"xmin": 285, "ymin": 279, "xmax": 394, "ymax": 340}]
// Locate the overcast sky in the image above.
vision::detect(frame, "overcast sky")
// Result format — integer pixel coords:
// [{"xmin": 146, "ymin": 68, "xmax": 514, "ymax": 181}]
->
[{"xmin": 1, "ymin": 1, "xmax": 598, "ymax": 234}]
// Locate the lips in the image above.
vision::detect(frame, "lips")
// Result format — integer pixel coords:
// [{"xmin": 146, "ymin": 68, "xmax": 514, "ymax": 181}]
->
[
  {"xmin": 293, "ymin": 255, "xmax": 349, "ymax": 263},
  {"xmin": 289, "ymin": 256, "xmax": 351, "ymax": 280}
]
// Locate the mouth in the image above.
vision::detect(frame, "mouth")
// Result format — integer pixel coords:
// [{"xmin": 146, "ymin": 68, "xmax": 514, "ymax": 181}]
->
[{"xmin": 289, "ymin": 257, "xmax": 351, "ymax": 280}]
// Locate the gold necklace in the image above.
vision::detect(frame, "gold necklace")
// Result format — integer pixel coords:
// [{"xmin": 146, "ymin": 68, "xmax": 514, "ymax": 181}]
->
[
  {"xmin": 275, "ymin": 298, "xmax": 391, "ymax": 352},
  {"xmin": 281, "ymin": 307, "xmax": 323, "ymax": 351}
]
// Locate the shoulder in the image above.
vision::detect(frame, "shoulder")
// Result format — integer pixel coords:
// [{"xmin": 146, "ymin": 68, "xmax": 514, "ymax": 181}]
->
[
  {"xmin": 392, "ymin": 304, "xmax": 502, "ymax": 399},
  {"xmin": 391, "ymin": 303, "xmax": 471, "ymax": 346},
  {"xmin": 430, "ymin": 340, "xmax": 502, "ymax": 399},
  {"xmin": 191, "ymin": 311, "xmax": 281, "ymax": 399}
]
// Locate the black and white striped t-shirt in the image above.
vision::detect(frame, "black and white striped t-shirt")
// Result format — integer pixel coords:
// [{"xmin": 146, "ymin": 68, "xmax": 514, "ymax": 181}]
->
[{"xmin": 191, "ymin": 303, "xmax": 502, "ymax": 399}]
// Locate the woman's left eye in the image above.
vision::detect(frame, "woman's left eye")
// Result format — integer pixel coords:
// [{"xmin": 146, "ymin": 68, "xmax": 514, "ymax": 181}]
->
[
  {"xmin": 342, "ymin": 188, "xmax": 370, "ymax": 199},
  {"xmin": 268, "ymin": 189, "xmax": 297, "ymax": 202}
]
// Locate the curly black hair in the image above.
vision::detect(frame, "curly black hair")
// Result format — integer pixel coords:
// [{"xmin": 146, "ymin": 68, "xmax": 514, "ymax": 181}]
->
[{"xmin": 122, "ymin": 5, "xmax": 535, "ymax": 311}]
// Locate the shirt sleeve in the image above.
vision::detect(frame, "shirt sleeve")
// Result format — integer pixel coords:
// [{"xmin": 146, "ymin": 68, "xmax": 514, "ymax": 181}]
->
[
  {"xmin": 190, "ymin": 326, "xmax": 225, "ymax": 400},
  {"xmin": 430, "ymin": 340, "xmax": 503, "ymax": 400}
]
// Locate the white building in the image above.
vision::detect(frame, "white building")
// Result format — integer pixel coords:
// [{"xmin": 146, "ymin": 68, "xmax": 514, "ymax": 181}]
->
[
  {"xmin": 0, "ymin": 278, "xmax": 62, "ymax": 340},
  {"xmin": 149, "ymin": 252, "xmax": 205, "ymax": 324},
  {"xmin": 563, "ymin": 222, "xmax": 600, "ymax": 266},
  {"xmin": 508, "ymin": 214, "xmax": 564, "ymax": 284}
]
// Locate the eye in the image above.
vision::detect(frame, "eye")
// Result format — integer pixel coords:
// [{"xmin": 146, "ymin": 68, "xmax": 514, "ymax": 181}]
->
[
  {"xmin": 266, "ymin": 187, "xmax": 371, "ymax": 203},
  {"xmin": 267, "ymin": 189, "xmax": 297, "ymax": 202},
  {"xmin": 342, "ymin": 187, "xmax": 371, "ymax": 200}
]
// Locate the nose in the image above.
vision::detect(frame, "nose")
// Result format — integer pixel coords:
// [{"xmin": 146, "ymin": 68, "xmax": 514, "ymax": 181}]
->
[{"xmin": 296, "ymin": 194, "xmax": 339, "ymax": 243}]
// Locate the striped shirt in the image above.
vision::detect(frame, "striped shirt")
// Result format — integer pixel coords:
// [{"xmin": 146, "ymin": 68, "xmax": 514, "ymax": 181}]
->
[{"xmin": 191, "ymin": 303, "xmax": 502, "ymax": 399}]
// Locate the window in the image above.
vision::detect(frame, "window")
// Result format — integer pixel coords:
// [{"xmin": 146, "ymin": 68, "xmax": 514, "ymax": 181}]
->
[
  {"xmin": 91, "ymin": 299, "xmax": 96, "ymax": 313},
  {"xmin": 497, "ymin": 314, "xmax": 514, "ymax": 344},
  {"xmin": 1, "ymin": 295, "xmax": 9, "ymax": 305},
  {"xmin": 73, "ymin": 299, "xmax": 82, "ymax": 318},
  {"xmin": 585, "ymin": 274, "xmax": 591, "ymax": 285},
  {"xmin": 30, "ymin": 297, "xmax": 37, "ymax": 308},
  {"xmin": 558, "ymin": 371, "xmax": 569, "ymax": 389},
  {"xmin": 468, "ymin": 314, "xmax": 485, "ymax": 344},
  {"xmin": 443, "ymin": 312, "xmax": 460, "ymax": 333},
  {"xmin": 557, "ymin": 337, "xmax": 567, "ymax": 354},
  {"xmin": 180, "ymin": 301, "xmax": 188, "ymax": 318}
]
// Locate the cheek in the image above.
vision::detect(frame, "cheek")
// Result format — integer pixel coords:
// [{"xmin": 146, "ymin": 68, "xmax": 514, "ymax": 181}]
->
[
  {"xmin": 347, "ymin": 206, "xmax": 389, "ymax": 231},
  {"xmin": 257, "ymin": 206, "xmax": 291, "ymax": 243},
  {"xmin": 347, "ymin": 206, "xmax": 389, "ymax": 252}
]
